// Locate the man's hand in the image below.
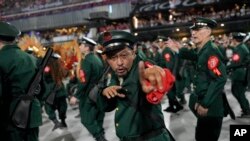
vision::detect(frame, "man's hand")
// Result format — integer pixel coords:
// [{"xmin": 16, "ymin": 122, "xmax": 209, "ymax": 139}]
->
[
  {"xmin": 165, "ymin": 38, "xmax": 182, "ymax": 52},
  {"xmin": 195, "ymin": 103, "xmax": 208, "ymax": 117},
  {"xmin": 139, "ymin": 61, "xmax": 166, "ymax": 94},
  {"xmin": 69, "ymin": 96, "xmax": 78, "ymax": 105},
  {"xmin": 102, "ymin": 85, "xmax": 126, "ymax": 99}
]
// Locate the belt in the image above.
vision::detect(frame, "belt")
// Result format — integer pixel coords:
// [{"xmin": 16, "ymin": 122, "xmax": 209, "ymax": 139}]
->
[{"xmin": 121, "ymin": 128, "xmax": 166, "ymax": 141}]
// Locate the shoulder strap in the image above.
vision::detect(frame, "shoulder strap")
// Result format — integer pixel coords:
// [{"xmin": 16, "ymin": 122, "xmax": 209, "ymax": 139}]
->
[{"xmin": 27, "ymin": 48, "xmax": 53, "ymax": 96}]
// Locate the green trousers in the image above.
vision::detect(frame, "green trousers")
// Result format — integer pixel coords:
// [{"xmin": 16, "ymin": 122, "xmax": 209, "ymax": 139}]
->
[
  {"xmin": 45, "ymin": 96, "xmax": 67, "ymax": 120},
  {"xmin": 7, "ymin": 126, "xmax": 39, "ymax": 141},
  {"xmin": 195, "ymin": 117, "xmax": 223, "ymax": 141},
  {"xmin": 231, "ymin": 81, "xmax": 250, "ymax": 113}
]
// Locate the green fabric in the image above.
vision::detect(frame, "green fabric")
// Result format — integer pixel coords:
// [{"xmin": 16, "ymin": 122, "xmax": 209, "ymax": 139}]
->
[
  {"xmin": 175, "ymin": 79, "xmax": 186, "ymax": 98},
  {"xmin": 43, "ymin": 74, "xmax": 67, "ymax": 99},
  {"xmin": 160, "ymin": 47, "xmax": 175, "ymax": 70},
  {"xmin": 0, "ymin": 21, "xmax": 20, "ymax": 37},
  {"xmin": 0, "ymin": 44, "xmax": 42, "ymax": 128},
  {"xmin": 76, "ymin": 52, "xmax": 105, "ymax": 138},
  {"xmin": 231, "ymin": 81, "xmax": 250, "ymax": 113},
  {"xmin": 228, "ymin": 43, "xmax": 250, "ymax": 81},
  {"xmin": 8, "ymin": 127, "xmax": 39, "ymax": 141},
  {"xmin": 151, "ymin": 52, "xmax": 161, "ymax": 66},
  {"xmin": 44, "ymin": 96, "xmax": 67, "ymax": 120},
  {"xmin": 97, "ymin": 30, "xmax": 136, "ymax": 49},
  {"xmin": 80, "ymin": 98, "xmax": 105, "ymax": 138},
  {"xmin": 96, "ymin": 56, "xmax": 171, "ymax": 140},
  {"xmin": 180, "ymin": 41, "xmax": 227, "ymax": 117},
  {"xmin": 190, "ymin": 17, "xmax": 217, "ymax": 29},
  {"xmin": 75, "ymin": 52, "xmax": 104, "ymax": 100}
]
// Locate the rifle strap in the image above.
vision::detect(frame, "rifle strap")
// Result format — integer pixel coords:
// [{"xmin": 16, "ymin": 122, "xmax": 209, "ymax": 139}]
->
[{"xmin": 88, "ymin": 66, "xmax": 111, "ymax": 99}]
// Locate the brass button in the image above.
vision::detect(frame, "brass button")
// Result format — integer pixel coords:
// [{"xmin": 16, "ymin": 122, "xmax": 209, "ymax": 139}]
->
[
  {"xmin": 116, "ymin": 108, "xmax": 119, "ymax": 111},
  {"xmin": 116, "ymin": 123, "xmax": 119, "ymax": 127}
]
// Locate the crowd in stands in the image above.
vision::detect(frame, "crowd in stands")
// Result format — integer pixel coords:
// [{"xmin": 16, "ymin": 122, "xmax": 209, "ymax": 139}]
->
[
  {"xmin": 133, "ymin": 5, "xmax": 250, "ymax": 29},
  {"xmin": 0, "ymin": 0, "xmax": 120, "ymax": 16},
  {"xmin": 98, "ymin": 22, "xmax": 130, "ymax": 32}
]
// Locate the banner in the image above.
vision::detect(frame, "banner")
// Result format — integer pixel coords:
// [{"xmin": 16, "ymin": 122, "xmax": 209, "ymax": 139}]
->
[{"xmin": 134, "ymin": 0, "xmax": 223, "ymax": 13}]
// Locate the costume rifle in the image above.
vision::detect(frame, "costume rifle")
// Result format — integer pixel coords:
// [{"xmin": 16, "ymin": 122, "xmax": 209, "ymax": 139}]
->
[
  {"xmin": 88, "ymin": 66, "xmax": 111, "ymax": 103},
  {"xmin": 12, "ymin": 48, "xmax": 53, "ymax": 129}
]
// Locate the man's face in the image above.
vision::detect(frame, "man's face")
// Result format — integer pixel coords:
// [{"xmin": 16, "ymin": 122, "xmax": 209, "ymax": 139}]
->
[
  {"xmin": 229, "ymin": 38, "xmax": 237, "ymax": 47},
  {"xmin": 106, "ymin": 47, "xmax": 135, "ymax": 77},
  {"xmin": 191, "ymin": 27, "xmax": 211, "ymax": 46},
  {"xmin": 79, "ymin": 43, "xmax": 89, "ymax": 53}
]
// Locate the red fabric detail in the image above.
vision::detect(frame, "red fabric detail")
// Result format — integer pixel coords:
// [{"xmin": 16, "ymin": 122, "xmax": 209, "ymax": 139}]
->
[
  {"xmin": 146, "ymin": 68, "xmax": 175, "ymax": 104},
  {"xmin": 144, "ymin": 61, "xmax": 153, "ymax": 68},
  {"xmin": 164, "ymin": 53, "xmax": 171, "ymax": 62},
  {"xmin": 208, "ymin": 56, "xmax": 219, "ymax": 69},
  {"xmin": 232, "ymin": 54, "xmax": 240, "ymax": 62},
  {"xmin": 207, "ymin": 56, "xmax": 221, "ymax": 76},
  {"xmin": 213, "ymin": 68, "xmax": 221, "ymax": 76},
  {"xmin": 65, "ymin": 55, "xmax": 78, "ymax": 70},
  {"xmin": 44, "ymin": 66, "xmax": 50, "ymax": 73},
  {"xmin": 79, "ymin": 69, "xmax": 86, "ymax": 83}
]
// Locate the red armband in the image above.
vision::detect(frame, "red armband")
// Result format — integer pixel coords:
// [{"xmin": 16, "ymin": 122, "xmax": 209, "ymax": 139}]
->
[
  {"xmin": 79, "ymin": 69, "xmax": 86, "ymax": 83},
  {"xmin": 44, "ymin": 66, "xmax": 50, "ymax": 73},
  {"xmin": 207, "ymin": 56, "xmax": 221, "ymax": 76}
]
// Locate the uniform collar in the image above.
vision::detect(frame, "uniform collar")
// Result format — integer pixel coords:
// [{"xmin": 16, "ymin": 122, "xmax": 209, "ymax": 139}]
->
[
  {"xmin": 197, "ymin": 40, "xmax": 211, "ymax": 55},
  {"xmin": 1, "ymin": 44, "xmax": 19, "ymax": 51}
]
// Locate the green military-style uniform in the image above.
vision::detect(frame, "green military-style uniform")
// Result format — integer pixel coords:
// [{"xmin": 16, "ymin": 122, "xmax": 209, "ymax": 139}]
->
[
  {"xmin": 217, "ymin": 45, "xmax": 228, "ymax": 64},
  {"xmin": 0, "ymin": 21, "xmax": 41, "ymax": 141},
  {"xmin": 182, "ymin": 41, "xmax": 227, "ymax": 117},
  {"xmin": 180, "ymin": 41, "xmax": 227, "ymax": 141},
  {"xmin": 43, "ymin": 72, "xmax": 68, "ymax": 130},
  {"xmin": 160, "ymin": 38, "xmax": 183, "ymax": 112},
  {"xmin": 227, "ymin": 38, "xmax": 250, "ymax": 116},
  {"xmin": 151, "ymin": 45, "xmax": 161, "ymax": 66},
  {"xmin": 152, "ymin": 51, "xmax": 161, "ymax": 66},
  {"xmin": 142, "ymin": 45, "xmax": 153, "ymax": 59},
  {"xmin": 180, "ymin": 18, "xmax": 227, "ymax": 141},
  {"xmin": 0, "ymin": 44, "xmax": 41, "ymax": 141},
  {"xmin": 96, "ymin": 30, "xmax": 173, "ymax": 141},
  {"xmin": 98, "ymin": 56, "xmax": 172, "ymax": 141},
  {"xmin": 75, "ymin": 37, "xmax": 105, "ymax": 140}
]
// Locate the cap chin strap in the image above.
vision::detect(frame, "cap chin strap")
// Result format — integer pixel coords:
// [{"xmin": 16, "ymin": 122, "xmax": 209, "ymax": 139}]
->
[{"xmin": 106, "ymin": 42, "xmax": 131, "ymax": 48}]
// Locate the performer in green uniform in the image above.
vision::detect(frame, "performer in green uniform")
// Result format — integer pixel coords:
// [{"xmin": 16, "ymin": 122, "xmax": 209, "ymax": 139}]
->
[
  {"xmin": 95, "ymin": 30, "xmax": 175, "ymax": 141},
  {"xmin": 69, "ymin": 36, "xmax": 107, "ymax": 141},
  {"xmin": 227, "ymin": 32, "xmax": 250, "ymax": 118},
  {"xmin": 166, "ymin": 17, "xmax": 228, "ymax": 141},
  {"xmin": 157, "ymin": 36, "xmax": 183, "ymax": 113},
  {"xmin": 0, "ymin": 21, "xmax": 42, "ymax": 141},
  {"xmin": 43, "ymin": 57, "xmax": 68, "ymax": 131}
]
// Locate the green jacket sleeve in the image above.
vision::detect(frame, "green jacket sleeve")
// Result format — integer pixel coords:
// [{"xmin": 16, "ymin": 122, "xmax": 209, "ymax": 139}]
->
[
  {"xmin": 179, "ymin": 48, "xmax": 198, "ymax": 61},
  {"xmin": 75, "ymin": 59, "xmax": 92, "ymax": 99},
  {"xmin": 200, "ymin": 55, "xmax": 227, "ymax": 107},
  {"xmin": 0, "ymin": 74, "xmax": 2, "ymax": 97},
  {"xmin": 227, "ymin": 46, "xmax": 247, "ymax": 69},
  {"xmin": 161, "ymin": 48, "xmax": 175, "ymax": 70},
  {"xmin": 96, "ymin": 72, "xmax": 117, "ymax": 112}
]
